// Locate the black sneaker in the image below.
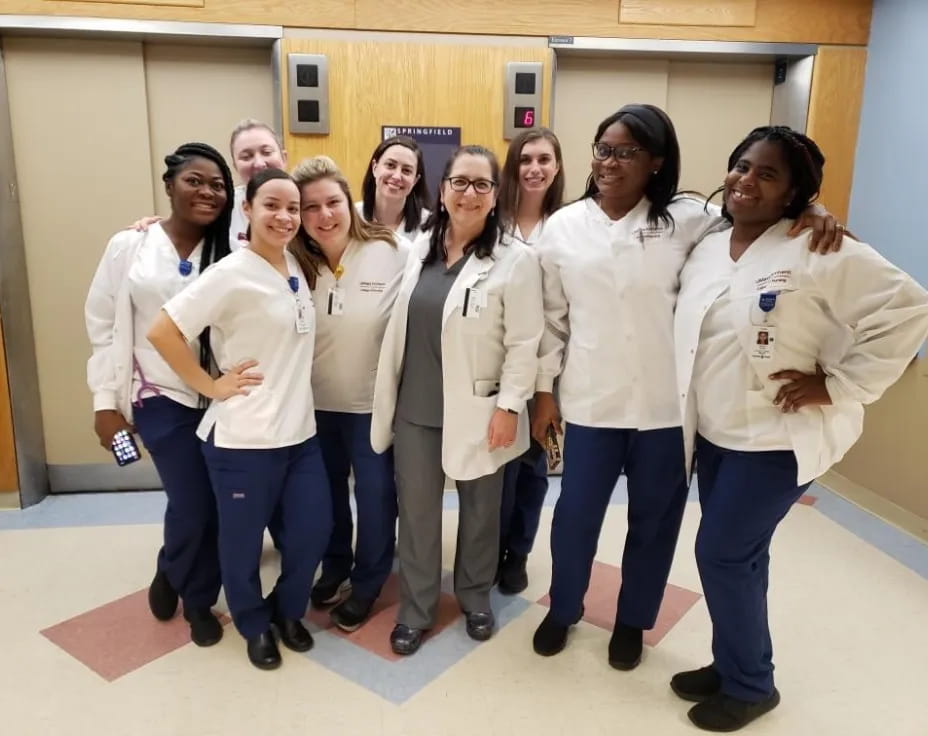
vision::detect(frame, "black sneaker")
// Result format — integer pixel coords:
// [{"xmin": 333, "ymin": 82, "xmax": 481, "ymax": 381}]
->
[
  {"xmin": 185, "ymin": 608, "xmax": 223, "ymax": 647},
  {"xmin": 608, "ymin": 622, "xmax": 643, "ymax": 670},
  {"xmin": 310, "ymin": 574, "xmax": 350, "ymax": 608},
  {"xmin": 148, "ymin": 569, "xmax": 178, "ymax": 621},
  {"xmin": 688, "ymin": 689, "xmax": 781, "ymax": 732},
  {"xmin": 533, "ymin": 612, "xmax": 570, "ymax": 656},
  {"xmin": 330, "ymin": 595, "xmax": 374, "ymax": 632},
  {"xmin": 671, "ymin": 665, "xmax": 722, "ymax": 703},
  {"xmin": 498, "ymin": 552, "xmax": 528, "ymax": 595}
]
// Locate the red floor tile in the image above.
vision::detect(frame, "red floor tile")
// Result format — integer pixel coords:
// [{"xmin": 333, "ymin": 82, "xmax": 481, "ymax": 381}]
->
[
  {"xmin": 40, "ymin": 589, "xmax": 229, "ymax": 682},
  {"xmin": 537, "ymin": 561, "xmax": 702, "ymax": 646}
]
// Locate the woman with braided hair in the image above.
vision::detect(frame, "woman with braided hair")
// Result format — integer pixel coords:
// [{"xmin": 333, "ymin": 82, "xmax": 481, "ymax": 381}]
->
[
  {"xmin": 85, "ymin": 141, "xmax": 234, "ymax": 647},
  {"xmin": 671, "ymin": 126, "xmax": 928, "ymax": 730}
]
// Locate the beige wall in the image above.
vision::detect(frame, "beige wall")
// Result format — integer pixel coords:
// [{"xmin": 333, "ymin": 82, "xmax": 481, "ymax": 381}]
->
[
  {"xmin": 831, "ymin": 358, "xmax": 928, "ymax": 521},
  {"xmin": 3, "ymin": 37, "xmax": 274, "ymax": 466},
  {"xmin": 553, "ymin": 55, "xmax": 773, "ymax": 201}
]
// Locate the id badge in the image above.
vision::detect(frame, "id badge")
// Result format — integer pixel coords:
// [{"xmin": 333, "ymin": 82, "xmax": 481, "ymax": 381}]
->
[
  {"xmin": 462, "ymin": 287, "xmax": 487, "ymax": 319},
  {"xmin": 295, "ymin": 297, "xmax": 311, "ymax": 334},
  {"xmin": 750, "ymin": 326, "xmax": 776, "ymax": 361},
  {"xmin": 326, "ymin": 287, "xmax": 345, "ymax": 316}
]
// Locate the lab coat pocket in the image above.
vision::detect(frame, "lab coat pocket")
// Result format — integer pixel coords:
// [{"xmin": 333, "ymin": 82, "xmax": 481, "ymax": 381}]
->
[{"xmin": 473, "ymin": 379, "xmax": 501, "ymax": 398}]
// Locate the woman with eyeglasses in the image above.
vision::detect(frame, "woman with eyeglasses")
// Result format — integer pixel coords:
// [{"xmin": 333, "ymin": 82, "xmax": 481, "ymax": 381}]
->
[
  {"xmin": 531, "ymin": 104, "xmax": 846, "ymax": 670},
  {"xmin": 494, "ymin": 127, "xmax": 565, "ymax": 595},
  {"xmin": 85, "ymin": 142, "xmax": 234, "ymax": 647},
  {"xmin": 358, "ymin": 135, "xmax": 431, "ymax": 241},
  {"xmin": 371, "ymin": 145, "xmax": 543, "ymax": 656}
]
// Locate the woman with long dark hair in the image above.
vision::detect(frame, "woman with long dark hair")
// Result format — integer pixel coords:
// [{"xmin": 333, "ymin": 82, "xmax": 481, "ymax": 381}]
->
[
  {"xmin": 371, "ymin": 145, "xmax": 543, "ymax": 656},
  {"xmin": 495, "ymin": 127, "xmax": 565, "ymax": 594}
]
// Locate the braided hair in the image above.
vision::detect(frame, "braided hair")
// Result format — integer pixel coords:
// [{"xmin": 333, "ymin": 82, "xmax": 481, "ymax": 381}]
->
[
  {"xmin": 716, "ymin": 126, "xmax": 825, "ymax": 222},
  {"xmin": 162, "ymin": 142, "xmax": 234, "ymax": 403}
]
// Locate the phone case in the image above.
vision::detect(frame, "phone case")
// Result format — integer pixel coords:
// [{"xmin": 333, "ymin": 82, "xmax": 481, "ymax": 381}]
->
[
  {"xmin": 545, "ymin": 425, "xmax": 562, "ymax": 472},
  {"xmin": 111, "ymin": 429, "xmax": 141, "ymax": 466}
]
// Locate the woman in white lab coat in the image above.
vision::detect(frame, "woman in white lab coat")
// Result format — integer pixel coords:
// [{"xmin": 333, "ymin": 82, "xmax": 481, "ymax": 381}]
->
[
  {"xmin": 133, "ymin": 119, "xmax": 287, "ymax": 247},
  {"xmin": 357, "ymin": 135, "xmax": 430, "ymax": 241},
  {"xmin": 530, "ymin": 104, "xmax": 845, "ymax": 670},
  {"xmin": 85, "ymin": 142, "xmax": 234, "ymax": 647},
  {"xmin": 371, "ymin": 145, "xmax": 543, "ymax": 655},
  {"xmin": 148, "ymin": 168, "xmax": 332, "ymax": 671},
  {"xmin": 288, "ymin": 155, "xmax": 409, "ymax": 631},
  {"xmin": 494, "ymin": 127, "xmax": 565, "ymax": 595},
  {"xmin": 670, "ymin": 125, "xmax": 928, "ymax": 732}
]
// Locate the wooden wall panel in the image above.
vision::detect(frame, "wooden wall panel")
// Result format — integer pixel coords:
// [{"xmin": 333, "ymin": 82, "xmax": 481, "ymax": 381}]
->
[
  {"xmin": 1, "ymin": 0, "xmax": 356, "ymax": 28},
  {"xmin": 0, "ymin": 314, "xmax": 19, "ymax": 493},
  {"xmin": 619, "ymin": 0, "xmax": 756, "ymax": 28},
  {"xmin": 4, "ymin": 0, "xmax": 871, "ymax": 45},
  {"xmin": 806, "ymin": 46, "xmax": 868, "ymax": 223},
  {"xmin": 352, "ymin": 0, "xmax": 871, "ymax": 44},
  {"xmin": 281, "ymin": 39, "xmax": 552, "ymax": 196}
]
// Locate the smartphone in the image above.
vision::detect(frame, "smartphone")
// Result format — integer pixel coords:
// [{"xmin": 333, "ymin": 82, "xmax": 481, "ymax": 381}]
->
[
  {"xmin": 111, "ymin": 429, "xmax": 141, "ymax": 466},
  {"xmin": 545, "ymin": 424, "xmax": 562, "ymax": 472}
]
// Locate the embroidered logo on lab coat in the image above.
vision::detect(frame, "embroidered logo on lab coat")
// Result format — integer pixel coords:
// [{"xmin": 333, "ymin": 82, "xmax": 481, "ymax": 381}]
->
[
  {"xmin": 754, "ymin": 269, "xmax": 794, "ymax": 291},
  {"xmin": 359, "ymin": 281, "xmax": 387, "ymax": 293}
]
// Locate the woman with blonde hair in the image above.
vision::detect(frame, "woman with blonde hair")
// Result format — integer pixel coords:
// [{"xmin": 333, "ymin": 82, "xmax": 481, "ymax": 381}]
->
[{"xmin": 290, "ymin": 156, "xmax": 410, "ymax": 631}]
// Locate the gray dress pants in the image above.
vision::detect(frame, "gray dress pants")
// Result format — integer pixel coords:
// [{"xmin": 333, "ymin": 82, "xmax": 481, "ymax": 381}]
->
[{"xmin": 393, "ymin": 417, "xmax": 505, "ymax": 629}]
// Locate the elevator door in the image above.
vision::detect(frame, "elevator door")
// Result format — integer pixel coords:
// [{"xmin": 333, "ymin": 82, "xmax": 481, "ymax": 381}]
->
[
  {"xmin": 2, "ymin": 36, "xmax": 275, "ymax": 491},
  {"xmin": 553, "ymin": 54, "xmax": 775, "ymax": 200}
]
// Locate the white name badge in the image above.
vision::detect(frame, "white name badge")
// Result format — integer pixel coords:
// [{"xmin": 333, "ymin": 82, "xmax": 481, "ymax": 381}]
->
[
  {"xmin": 295, "ymin": 297, "xmax": 311, "ymax": 334},
  {"xmin": 462, "ymin": 287, "xmax": 487, "ymax": 319},
  {"xmin": 326, "ymin": 287, "xmax": 345, "ymax": 316},
  {"xmin": 750, "ymin": 326, "xmax": 776, "ymax": 361}
]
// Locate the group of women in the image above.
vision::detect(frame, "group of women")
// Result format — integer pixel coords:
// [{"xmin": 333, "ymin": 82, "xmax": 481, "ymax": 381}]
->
[{"xmin": 85, "ymin": 108, "xmax": 928, "ymax": 731}]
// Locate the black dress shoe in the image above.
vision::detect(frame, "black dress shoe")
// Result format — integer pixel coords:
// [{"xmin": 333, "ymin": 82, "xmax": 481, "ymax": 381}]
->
[
  {"xmin": 533, "ymin": 612, "xmax": 569, "ymax": 656},
  {"xmin": 390, "ymin": 624, "xmax": 424, "ymax": 655},
  {"xmin": 330, "ymin": 595, "xmax": 374, "ymax": 632},
  {"xmin": 498, "ymin": 552, "xmax": 528, "ymax": 595},
  {"xmin": 608, "ymin": 622, "xmax": 643, "ymax": 670},
  {"xmin": 688, "ymin": 689, "xmax": 781, "ymax": 732},
  {"xmin": 148, "ymin": 569, "xmax": 178, "ymax": 621},
  {"xmin": 247, "ymin": 631, "xmax": 281, "ymax": 670},
  {"xmin": 671, "ymin": 665, "xmax": 722, "ymax": 703},
  {"xmin": 184, "ymin": 608, "xmax": 223, "ymax": 647},
  {"xmin": 272, "ymin": 617, "xmax": 314, "ymax": 652},
  {"xmin": 464, "ymin": 611, "xmax": 495, "ymax": 641},
  {"xmin": 310, "ymin": 573, "xmax": 350, "ymax": 608}
]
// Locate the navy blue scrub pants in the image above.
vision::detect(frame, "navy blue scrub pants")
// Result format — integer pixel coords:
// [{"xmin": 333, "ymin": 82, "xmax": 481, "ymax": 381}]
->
[
  {"xmin": 133, "ymin": 396, "xmax": 220, "ymax": 611},
  {"xmin": 202, "ymin": 433, "xmax": 333, "ymax": 639},
  {"xmin": 500, "ymin": 449, "xmax": 549, "ymax": 558},
  {"xmin": 315, "ymin": 411, "xmax": 397, "ymax": 601},
  {"xmin": 694, "ymin": 435, "xmax": 811, "ymax": 703},
  {"xmin": 548, "ymin": 423, "xmax": 689, "ymax": 630}
]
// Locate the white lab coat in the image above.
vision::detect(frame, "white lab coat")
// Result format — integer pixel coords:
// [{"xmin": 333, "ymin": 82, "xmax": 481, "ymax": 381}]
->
[
  {"xmin": 675, "ymin": 219, "xmax": 928, "ymax": 485},
  {"xmin": 536, "ymin": 195, "xmax": 718, "ymax": 430},
  {"xmin": 370, "ymin": 233, "xmax": 544, "ymax": 480},
  {"xmin": 85, "ymin": 229, "xmax": 148, "ymax": 423}
]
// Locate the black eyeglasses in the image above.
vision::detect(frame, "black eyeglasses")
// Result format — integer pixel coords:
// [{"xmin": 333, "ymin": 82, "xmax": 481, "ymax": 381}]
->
[
  {"xmin": 592, "ymin": 142, "xmax": 644, "ymax": 163},
  {"xmin": 444, "ymin": 176, "xmax": 496, "ymax": 194}
]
